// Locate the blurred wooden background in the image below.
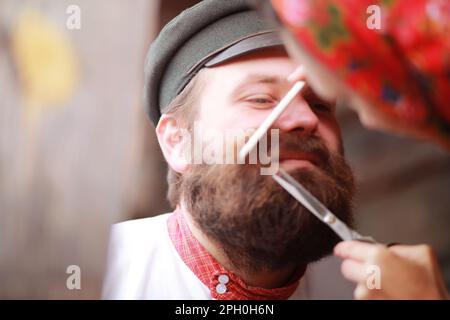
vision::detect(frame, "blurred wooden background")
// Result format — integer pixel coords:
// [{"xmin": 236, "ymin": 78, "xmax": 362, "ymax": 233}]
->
[
  {"xmin": 0, "ymin": 0, "xmax": 161, "ymax": 298},
  {"xmin": 0, "ymin": 0, "xmax": 448, "ymax": 299}
]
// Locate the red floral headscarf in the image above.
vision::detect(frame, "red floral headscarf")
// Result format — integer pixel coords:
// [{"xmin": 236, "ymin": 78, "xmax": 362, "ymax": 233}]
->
[{"xmin": 270, "ymin": 0, "xmax": 450, "ymax": 146}]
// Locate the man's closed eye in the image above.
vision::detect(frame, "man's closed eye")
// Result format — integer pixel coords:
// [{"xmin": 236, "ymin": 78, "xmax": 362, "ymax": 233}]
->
[{"xmin": 245, "ymin": 95, "xmax": 278, "ymax": 109}]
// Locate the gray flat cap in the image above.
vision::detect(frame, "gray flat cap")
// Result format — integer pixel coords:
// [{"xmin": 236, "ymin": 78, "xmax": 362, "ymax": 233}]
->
[{"xmin": 144, "ymin": 0, "xmax": 284, "ymax": 126}]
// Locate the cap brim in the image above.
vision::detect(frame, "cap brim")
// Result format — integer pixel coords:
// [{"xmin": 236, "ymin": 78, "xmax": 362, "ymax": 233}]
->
[{"xmin": 204, "ymin": 31, "xmax": 285, "ymax": 67}]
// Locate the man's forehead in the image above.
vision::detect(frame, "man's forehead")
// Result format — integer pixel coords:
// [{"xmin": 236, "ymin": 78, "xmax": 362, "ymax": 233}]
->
[
  {"xmin": 238, "ymin": 73, "xmax": 288, "ymax": 85},
  {"xmin": 220, "ymin": 70, "xmax": 296, "ymax": 94},
  {"xmin": 209, "ymin": 56, "xmax": 297, "ymax": 89}
]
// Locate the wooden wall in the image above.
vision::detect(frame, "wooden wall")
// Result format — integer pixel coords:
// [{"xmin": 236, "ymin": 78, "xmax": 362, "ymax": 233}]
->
[{"xmin": 0, "ymin": 0, "xmax": 160, "ymax": 298}]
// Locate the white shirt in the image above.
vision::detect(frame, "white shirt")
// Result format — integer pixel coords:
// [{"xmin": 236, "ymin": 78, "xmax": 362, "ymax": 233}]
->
[{"xmin": 102, "ymin": 213, "xmax": 354, "ymax": 299}]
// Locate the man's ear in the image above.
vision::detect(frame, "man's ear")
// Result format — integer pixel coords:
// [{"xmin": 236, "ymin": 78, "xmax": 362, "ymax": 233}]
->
[{"xmin": 156, "ymin": 114, "xmax": 190, "ymax": 173}]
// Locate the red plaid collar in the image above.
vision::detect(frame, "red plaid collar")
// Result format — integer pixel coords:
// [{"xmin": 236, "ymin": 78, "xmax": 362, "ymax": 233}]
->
[{"xmin": 167, "ymin": 207, "xmax": 305, "ymax": 300}]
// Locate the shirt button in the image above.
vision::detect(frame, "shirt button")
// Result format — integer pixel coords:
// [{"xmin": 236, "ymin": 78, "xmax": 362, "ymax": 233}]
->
[
  {"xmin": 216, "ymin": 283, "xmax": 227, "ymax": 294},
  {"xmin": 218, "ymin": 274, "xmax": 229, "ymax": 284}
]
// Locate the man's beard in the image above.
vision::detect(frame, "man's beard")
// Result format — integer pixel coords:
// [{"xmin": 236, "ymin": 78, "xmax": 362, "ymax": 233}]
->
[{"xmin": 180, "ymin": 133, "xmax": 355, "ymax": 273}]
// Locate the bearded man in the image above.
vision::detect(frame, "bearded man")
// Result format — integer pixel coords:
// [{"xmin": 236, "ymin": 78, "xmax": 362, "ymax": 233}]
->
[{"xmin": 102, "ymin": 0, "xmax": 355, "ymax": 300}]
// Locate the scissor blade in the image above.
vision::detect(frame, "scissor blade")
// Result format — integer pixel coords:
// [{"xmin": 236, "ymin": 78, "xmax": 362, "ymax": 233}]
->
[
  {"xmin": 272, "ymin": 169, "xmax": 354, "ymax": 241},
  {"xmin": 272, "ymin": 173, "xmax": 327, "ymax": 223},
  {"xmin": 276, "ymin": 168, "xmax": 330, "ymax": 220},
  {"xmin": 273, "ymin": 169, "xmax": 378, "ymax": 243}
]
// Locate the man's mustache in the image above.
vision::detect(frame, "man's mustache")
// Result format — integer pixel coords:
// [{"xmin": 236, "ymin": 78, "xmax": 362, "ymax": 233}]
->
[{"xmin": 265, "ymin": 131, "xmax": 332, "ymax": 171}]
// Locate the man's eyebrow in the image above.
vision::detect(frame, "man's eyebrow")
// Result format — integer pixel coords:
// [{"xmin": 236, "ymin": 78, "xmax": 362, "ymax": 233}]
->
[
  {"xmin": 240, "ymin": 74, "xmax": 284, "ymax": 85},
  {"xmin": 230, "ymin": 74, "xmax": 285, "ymax": 98}
]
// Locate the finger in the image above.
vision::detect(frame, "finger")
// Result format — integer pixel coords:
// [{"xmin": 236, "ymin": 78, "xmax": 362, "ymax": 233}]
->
[
  {"xmin": 340, "ymin": 259, "xmax": 367, "ymax": 283},
  {"xmin": 334, "ymin": 240, "xmax": 382, "ymax": 262},
  {"xmin": 354, "ymin": 284, "xmax": 372, "ymax": 300},
  {"xmin": 287, "ymin": 65, "xmax": 305, "ymax": 83}
]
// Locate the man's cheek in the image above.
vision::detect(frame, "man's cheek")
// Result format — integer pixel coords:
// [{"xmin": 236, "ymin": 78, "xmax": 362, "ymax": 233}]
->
[{"xmin": 220, "ymin": 107, "xmax": 274, "ymax": 130}]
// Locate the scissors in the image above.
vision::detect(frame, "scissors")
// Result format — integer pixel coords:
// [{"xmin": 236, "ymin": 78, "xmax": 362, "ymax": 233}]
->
[{"xmin": 272, "ymin": 168, "xmax": 377, "ymax": 243}]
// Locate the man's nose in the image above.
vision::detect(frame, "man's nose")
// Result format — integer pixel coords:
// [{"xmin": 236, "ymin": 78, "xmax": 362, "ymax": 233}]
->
[{"xmin": 273, "ymin": 97, "xmax": 319, "ymax": 135}]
